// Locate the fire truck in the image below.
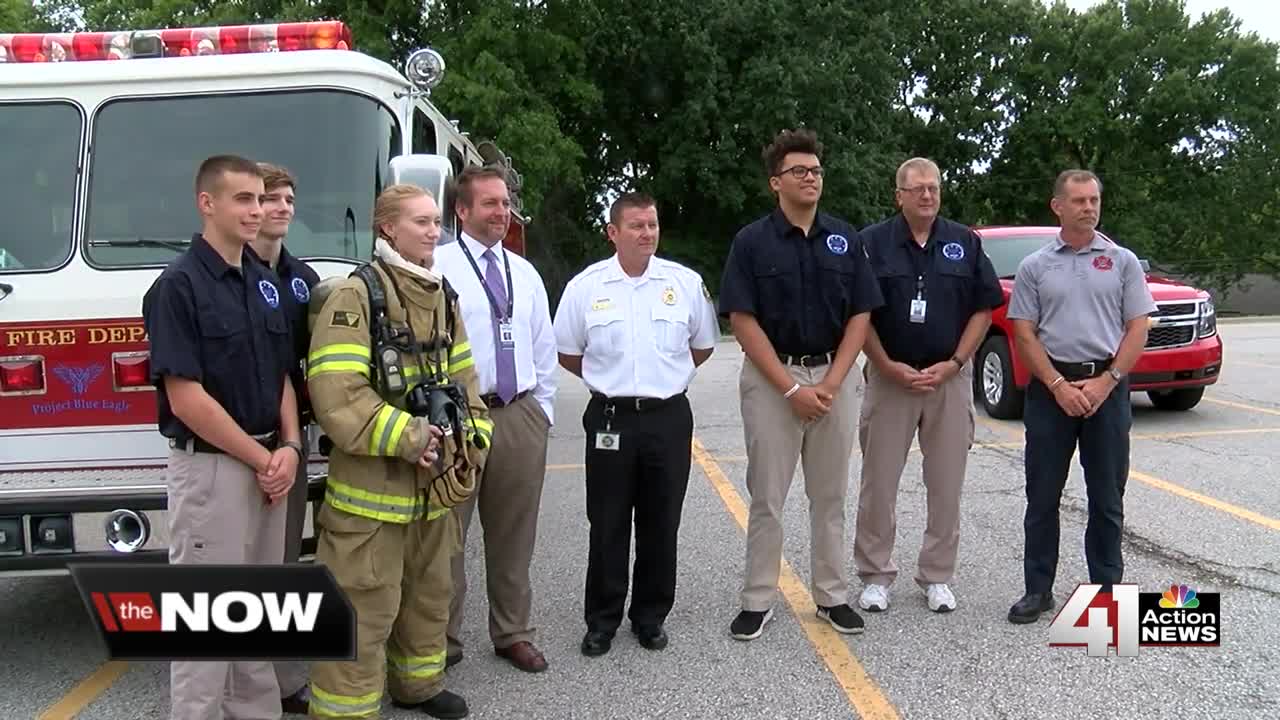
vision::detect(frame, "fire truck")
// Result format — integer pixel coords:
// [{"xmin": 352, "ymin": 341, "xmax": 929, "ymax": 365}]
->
[{"xmin": 0, "ymin": 21, "xmax": 527, "ymax": 575}]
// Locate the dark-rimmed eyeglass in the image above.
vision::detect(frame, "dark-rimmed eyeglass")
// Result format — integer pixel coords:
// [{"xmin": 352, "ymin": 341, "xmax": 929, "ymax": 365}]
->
[{"xmin": 776, "ymin": 165, "xmax": 824, "ymax": 180}]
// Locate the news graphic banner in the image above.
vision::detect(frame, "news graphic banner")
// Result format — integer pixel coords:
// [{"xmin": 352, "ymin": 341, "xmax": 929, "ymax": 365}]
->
[
  {"xmin": 1048, "ymin": 583, "xmax": 1221, "ymax": 657},
  {"xmin": 69, "ymin": 564, "xmax": 356, "ymax": 661}
]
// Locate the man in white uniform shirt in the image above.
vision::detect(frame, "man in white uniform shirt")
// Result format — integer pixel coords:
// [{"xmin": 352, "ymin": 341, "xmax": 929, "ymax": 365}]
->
[
  {"xmin": 432, "ymin": 165, "xmax": 558, "ymax": 674},
  {"xmin": 554, "ymin": 192, "xmax": 719, "ymax": 657}
]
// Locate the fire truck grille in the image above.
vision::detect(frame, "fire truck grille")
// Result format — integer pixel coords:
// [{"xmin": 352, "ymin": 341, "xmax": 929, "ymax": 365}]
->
[{"xmin": 1146, "ymin": 324, "xmax": 1195, "ymax": 349}]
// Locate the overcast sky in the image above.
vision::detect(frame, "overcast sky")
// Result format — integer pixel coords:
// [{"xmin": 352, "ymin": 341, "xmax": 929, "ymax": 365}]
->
[{"xmin": 1055, "ymin": 0, "xmax": 1279, "ymax": 42}]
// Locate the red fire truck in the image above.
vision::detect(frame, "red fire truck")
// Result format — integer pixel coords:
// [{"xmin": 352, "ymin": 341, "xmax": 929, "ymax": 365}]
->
[{"xmin": 0, "ymin": 21, "xmax": 526, "ymax": 574}]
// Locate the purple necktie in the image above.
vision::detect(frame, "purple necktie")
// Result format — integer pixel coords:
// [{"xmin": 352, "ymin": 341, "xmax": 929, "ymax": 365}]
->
[{"xmin": 483, "ymin": 248, "xmax": 518, "ymax": 403}]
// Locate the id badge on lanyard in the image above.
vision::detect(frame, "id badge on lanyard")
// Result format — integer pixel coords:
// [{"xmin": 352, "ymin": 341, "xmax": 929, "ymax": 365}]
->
[
  {"xmin": 909, "ymin": 274, "xmax": 927, "ymax": 324},
  {"xmin": 498, "ymin": 321, "xmax": 515, "ymax": 349}
]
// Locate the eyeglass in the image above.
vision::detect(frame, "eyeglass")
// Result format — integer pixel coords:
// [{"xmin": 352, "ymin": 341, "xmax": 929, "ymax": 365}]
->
[
  {"xmin": 776, "ymin": 165, "xmax": 824, "ymax": 180},
  {"xmin": 898, "ymin": 184, "xmax": 940, "ymax": 196}
]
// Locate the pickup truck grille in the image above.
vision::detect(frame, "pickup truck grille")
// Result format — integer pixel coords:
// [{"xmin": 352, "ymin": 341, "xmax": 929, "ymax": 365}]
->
[
  {"xmin": 1151, "ymin": 302, "xmax": 1196, "ymax": 318},
  {"xmin": 1147, "ymin": 324, "xmax": 1196, "ymax": 349}
]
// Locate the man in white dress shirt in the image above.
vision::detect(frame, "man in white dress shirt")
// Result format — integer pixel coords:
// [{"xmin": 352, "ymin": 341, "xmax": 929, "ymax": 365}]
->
[
  {"xmin": 553, "ymin": 192, "xmax": 719, "ymax": 657},
  {"xmin": 433, "ymin": 165, "xmax": 558, "ymax": 674}
]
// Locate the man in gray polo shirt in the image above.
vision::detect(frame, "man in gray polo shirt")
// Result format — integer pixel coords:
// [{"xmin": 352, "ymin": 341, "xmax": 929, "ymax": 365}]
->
[{"xmin": 1004, "ymin": 169, "xmax": 1155, "ymax": 624}]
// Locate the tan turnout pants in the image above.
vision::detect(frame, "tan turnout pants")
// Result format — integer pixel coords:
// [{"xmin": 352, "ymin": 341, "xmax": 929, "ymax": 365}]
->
[
  {"xmin": 166, "ymin": 446, "xmax": 287, "ymax": 720},
  {"xmin": 739, "ymin": 358, "xmax": 860, "ymax": 611},
  {"xmin": 308, "ymin": 503, "xmax": 459, "ymax": 719},
  {"xmin": 854, "ymin": 361, "xmax": 975, "ymax": 588}
]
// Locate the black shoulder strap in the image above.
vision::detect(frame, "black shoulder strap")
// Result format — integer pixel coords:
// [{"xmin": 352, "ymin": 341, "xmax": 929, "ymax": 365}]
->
[{"xmin": 440, "ymin": 274, "xmax": 458, "ymax": 341}]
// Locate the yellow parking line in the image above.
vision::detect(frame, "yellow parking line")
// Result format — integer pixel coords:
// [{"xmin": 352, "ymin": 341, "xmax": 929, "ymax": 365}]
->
[
  {"xmin": 974, "ymin": 416, "xmax": 1280, "ymax": 532},
  {"xmin": 1129, "ymin": 471, "xmax": 1280, "ymax": 532},
  {"xmin": 1203, "ymin": 396, "xmax": 1280, "ymax": 417},
  {"xmin": 690, "ymin": 437, "xmax": 901, "ymax": 720},
  {"xmin": 36, "ymin": 661, "xmax": 130, "ymax": 720}
]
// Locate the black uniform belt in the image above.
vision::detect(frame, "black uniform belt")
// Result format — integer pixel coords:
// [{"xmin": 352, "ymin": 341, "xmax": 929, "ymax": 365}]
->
[
  {"xmin": 172, "ymin": 431, "xmax": 279, "ymax": 454},
  {"xmin": 590, "ymin": 391, "xmax": 687, "ymax": 413},
  {"xmin": 777, "ymin": 351, "xmax": 834, "ymax": 368},
  {"xmin": 482, "ymin": 390, "xmax": 529, "ymax": 409},
  {"xmin": 1050, "ymin": 357, "xmax": 1113, "ymax": 381}
]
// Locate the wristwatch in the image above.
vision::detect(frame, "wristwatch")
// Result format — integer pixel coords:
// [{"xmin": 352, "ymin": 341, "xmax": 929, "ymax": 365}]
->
[
  {"xmin": 1107, "ymin": 368, "xmax": 1124, "ymax": 382},
  {"xmin": 950, "ymin": 356, "xmax": 965, "ymax": 370},
  {"xmin": 282, "ymin": 440, "xmax": 305, "ymax": 462}
]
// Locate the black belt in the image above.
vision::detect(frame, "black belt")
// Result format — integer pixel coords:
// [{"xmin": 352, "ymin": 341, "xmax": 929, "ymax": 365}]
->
[
  {"xmin": 482, "ymin": 390, "xmax": 529, "ymax": 409},
  {"xmin": 590, "ymin": 391, "xmax": 687, "ymax": 413},
  {"xmin": 1051, "ymin": 357, "xmax": 1113, "ymax": 381},
  {"xmin": 172, "ymin": 431, "xmax": 279, "ymax": 454},
  {"xmin": 777, "ymin": 351, "xmax": 834, "ymax": 368}
]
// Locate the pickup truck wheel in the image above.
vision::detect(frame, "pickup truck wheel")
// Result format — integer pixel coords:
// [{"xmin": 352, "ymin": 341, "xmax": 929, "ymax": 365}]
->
[
  {"xmin": 1148, "ymin": 387, "xmax": 1205, "ymax": 411},
  {"xmin": 975, "ymin": 336, "xmax": 1024, "ymax": 419}
]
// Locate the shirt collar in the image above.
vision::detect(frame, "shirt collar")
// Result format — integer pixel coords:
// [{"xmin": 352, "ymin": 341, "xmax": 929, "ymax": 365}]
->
[
  {"xmin": 602, "ymin": 254, "xmax": 669, "ymax": 283},
  {"xmin": 192, "ymin": 233, "xmax": 241, "ymax": 278},
  {"xmin": 461, "ymin": 231, "xmax": 503, "ymax": 262},
  {"xmin": 769, "ymin": 207, "xmax": 829, "ymax": 239},
  {"xmin": 892, "ymin": 213, "xmax": 936, "ymax": 250},
  {"xmin": 1053, "ymin": 231, "xmax": 1109, "ymax": 253}
]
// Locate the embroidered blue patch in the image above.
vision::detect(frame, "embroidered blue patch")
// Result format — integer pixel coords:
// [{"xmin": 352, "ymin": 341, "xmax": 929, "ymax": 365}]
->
[
  {"xmin": 259, "ymin": 279, "xmax": 280, "ymax": 309},
  {"xmin": 942, "ymin": 242, "xmax": 965, "ymax": 261},
  {"xmin": 826, "ymin": 234, "xmax": 848, "ymax": 255},
  {"xmin": 291, "ymin": 277, "xmax": 310, "ymax": 303}
]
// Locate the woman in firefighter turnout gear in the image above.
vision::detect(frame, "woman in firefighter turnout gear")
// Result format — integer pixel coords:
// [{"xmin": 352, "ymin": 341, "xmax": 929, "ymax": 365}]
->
[{"xmin": 305, "ymin": 184, "xmax": 493, "ymax": 720}]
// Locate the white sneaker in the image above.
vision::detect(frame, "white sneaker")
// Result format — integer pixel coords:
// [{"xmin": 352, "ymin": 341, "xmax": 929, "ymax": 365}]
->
[
  {"xmin": 858, "ymin": 584, "xmax": 889, "ymax": 612},
  {"xmin": 926, "ymin": 583, "xmax": 957, "ymax": 612}
]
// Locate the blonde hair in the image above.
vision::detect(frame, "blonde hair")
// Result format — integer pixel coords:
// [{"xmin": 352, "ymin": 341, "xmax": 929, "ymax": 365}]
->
[
  {"xmin": 895, "ymin": 157, "xmax": 941, "ymax": 188},
  {"xmin": 372, "ymin": 184, "xmax": 433, "ymax": 240}
]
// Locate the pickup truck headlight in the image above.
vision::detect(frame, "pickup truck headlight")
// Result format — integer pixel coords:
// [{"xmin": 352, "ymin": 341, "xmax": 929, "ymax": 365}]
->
[{"xmin": 1198, "ymin": 298, "xmax": 1217, "ymax": 338}]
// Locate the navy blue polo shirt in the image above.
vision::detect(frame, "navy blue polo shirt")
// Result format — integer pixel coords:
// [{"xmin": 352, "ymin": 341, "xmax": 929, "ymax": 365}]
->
[
  {"xmin": 862, "ymin": 214, "xmax": 1005, "ymax": 367},
  {"xmin": 719, "ymin": 208, "xmax": 883, "ymax": 356},
  {"xmin": 247, "ymin": 243, "xmax": 320, "ymax": 421},
  {"xmin": 143, "ymin": 234, "xmax": 295, "ymax": 441}
]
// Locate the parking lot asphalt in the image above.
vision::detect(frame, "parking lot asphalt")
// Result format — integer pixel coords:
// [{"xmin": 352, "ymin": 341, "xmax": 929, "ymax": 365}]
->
[{"xmin": 5, "ymin": 320, "xmax": 1278, "ymax": 719}]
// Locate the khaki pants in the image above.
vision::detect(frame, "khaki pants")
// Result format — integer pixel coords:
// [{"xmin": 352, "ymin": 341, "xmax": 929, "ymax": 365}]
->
[
  {"xmin": 854, "ymin": 362, "xmax": 974, "ymax": 588},
  {"xmin": 275, "ymin": 425, "xmax": 312, "ymax": 698},
  {"xmin": 166, "ymin": 447, "xmax": 287, "ymax": 720},
  {"xmin": 739, "ymin": 358, "xmax": 859, "ymax": 612},
  {"xmin": 447, "ymin": 393, "xmax": 550, "ymax": 654},
  {"xmin": 308, "ymin": 503, "xmax": 459, "ymax": 720}
]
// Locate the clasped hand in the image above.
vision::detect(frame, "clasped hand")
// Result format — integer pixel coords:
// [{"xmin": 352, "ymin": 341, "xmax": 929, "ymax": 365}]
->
[
  {"xmin": 256, "ymin": 446, "xmax": 298, "ymax": 505},
  {"xmin": 788, "ymin": 383, "xmax": 835, "ymax": 421},
  {"xmin": 1053, "ymin": 375, "xmax": 1116, "ymax": 418},
  {"xmin": 890, "ymin": 360, "xmax": 959, "ymax": 393}
]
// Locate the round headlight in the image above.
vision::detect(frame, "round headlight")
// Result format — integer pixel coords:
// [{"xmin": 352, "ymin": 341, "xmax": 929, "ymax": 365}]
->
[{"xmin": 406, "ymin": 48, "xmax": 446, "ymax": 90}]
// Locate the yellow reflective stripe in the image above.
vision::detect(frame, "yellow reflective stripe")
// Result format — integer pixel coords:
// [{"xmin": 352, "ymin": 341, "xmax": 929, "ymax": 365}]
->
[
  {"xmin": 387, "ymin": 649, "xmax": 446, "ymax": 679},
  {"xmin": 325, "ymin": 478, "xmax": 424, "ymax": 524},
  {"xmin": 465, "ymin": 417, "xmax": 494, "ymax": 444},
  {"xmin": 448, "ymin": 342, "xmax": 473, "ymax": 373},
  {"xmin": 369, "ymin": 405, "xmax": 410, "ymax": 456},
  {"xmin": 308, "ymin": 685, "xmax": 380, "ymax": 718},
  {"xmin": 308, "ymin": 360, "xmax": 370, "ymax": 379},
  {"xmin": 426, "ymin": 505, "xmax": 450, "ymax": 520},
  {"xmin": 307, "ymin": 344, "xmax": 372, "ymax": 379},
  {"xmin": 401, "ymin": 362, "xmax": 441, "ymax": 380}
]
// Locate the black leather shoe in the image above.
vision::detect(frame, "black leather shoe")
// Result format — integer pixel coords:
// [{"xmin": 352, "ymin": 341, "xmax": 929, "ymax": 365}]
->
[
  {"xmin": 580, "ymin": 630, "xmax": 613, "ymax": 657},
  {"xmin": 419, "ymin": 689, "xmax": 469, "ymax": 719},
  {"xmin": 633, "ymin": 625, "xmax": 668, "ymax": 651},
  {"xmin": 280, "ymin": 687, "xmax": 310, "ymax": 715},
  {"xmin": 1008, "ymin": 592, "xmax": 1054, "ymax": 624},
  {"xmin": 446, "ymin": 652, "xmax": 462, "ymax": 669}
]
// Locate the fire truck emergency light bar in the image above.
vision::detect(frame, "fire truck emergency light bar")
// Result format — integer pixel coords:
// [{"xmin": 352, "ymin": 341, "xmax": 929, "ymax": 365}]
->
[{"xmin": 0, "ymin": 21, "xmax": 353, "ymax": 64}]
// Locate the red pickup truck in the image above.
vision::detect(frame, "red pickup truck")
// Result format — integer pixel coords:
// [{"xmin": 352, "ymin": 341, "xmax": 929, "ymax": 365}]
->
[{"xmin": 973, "ymin": 226, "xmax": 1224, "ymax": 419}]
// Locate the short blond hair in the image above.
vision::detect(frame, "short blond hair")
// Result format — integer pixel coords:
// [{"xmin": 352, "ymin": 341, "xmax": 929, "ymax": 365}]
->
[
  {"xmin": 372, "ymin": 184, "xmax": 433, "ymax": 240},
  {"xmin": 896, "ymin": 157, "xmax": 941, "ymax": 188}
]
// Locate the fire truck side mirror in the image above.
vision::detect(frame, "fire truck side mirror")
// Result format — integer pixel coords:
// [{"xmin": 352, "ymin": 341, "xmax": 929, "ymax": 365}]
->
[{"xmin": 388, "ymin": 155, "xmax": 452, "ymax": 222}]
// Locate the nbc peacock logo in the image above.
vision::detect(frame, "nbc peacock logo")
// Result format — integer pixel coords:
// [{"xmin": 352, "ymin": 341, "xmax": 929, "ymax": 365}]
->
[{"xmin": 1159, "ymin": 584, "xmax": 1200, "ymax": 609}]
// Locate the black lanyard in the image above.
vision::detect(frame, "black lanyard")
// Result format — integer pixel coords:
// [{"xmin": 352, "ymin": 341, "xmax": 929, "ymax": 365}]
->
[
  {"xmin": 458, "ymin": 237, "xmax": 514, "ymax": 321},
  {"xmin": 906, "ymin": 240, "xmax": 931, "ymax": 300}
]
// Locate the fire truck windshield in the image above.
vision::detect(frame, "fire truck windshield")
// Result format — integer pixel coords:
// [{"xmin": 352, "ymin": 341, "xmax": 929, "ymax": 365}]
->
[
  {"xmin": 0, "ymin": 101, "xmax": 82, "ymax": 273},
  {"xmin": 84, "ymin": 89, "xmax": 401, "ymax": 267}
]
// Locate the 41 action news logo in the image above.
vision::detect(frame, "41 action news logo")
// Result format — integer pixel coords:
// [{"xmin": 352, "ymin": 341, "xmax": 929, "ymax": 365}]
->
[
  {"xmin": 69, "ymin": 564, "xmax": 356, "ymax": 660},
  {"xmin": 1048, "ymin": 582, "xmax": 1221, "ymax": 657}
]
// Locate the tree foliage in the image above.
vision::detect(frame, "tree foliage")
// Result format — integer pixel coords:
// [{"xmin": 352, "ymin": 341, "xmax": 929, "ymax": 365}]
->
[{"xmin": 11, "ymin": 0, "xmax": 1280, "ymax": 297}]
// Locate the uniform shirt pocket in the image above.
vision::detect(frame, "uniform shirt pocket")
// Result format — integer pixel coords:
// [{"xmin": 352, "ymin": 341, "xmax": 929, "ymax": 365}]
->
[
  {"xmin": 651, "ymin": 304, "xmax": 690, "ymax": 355},
  {"xmin": 196, "ymin": 308, "xmax": 248, "ymax": 379},
  {"xmin": 585, "ymin": 309, "xmax": 626, "ymax": 353},
  {"xmin": 751, "ymin": 257, "xmax": 798, "ymax": 322}
]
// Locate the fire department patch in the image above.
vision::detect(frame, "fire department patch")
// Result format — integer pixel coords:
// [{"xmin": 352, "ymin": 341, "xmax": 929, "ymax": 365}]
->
[
  {"xmin": 1093, "ymin": 255, "xmax": 1114, "ymax": 271},
  {"xmin": 291, "ymin": 277, "xmax": 310, "ymax": 303},
  {"xmin": 330, "ymin": 311, "xmax": 361, "ymax": 329}
]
